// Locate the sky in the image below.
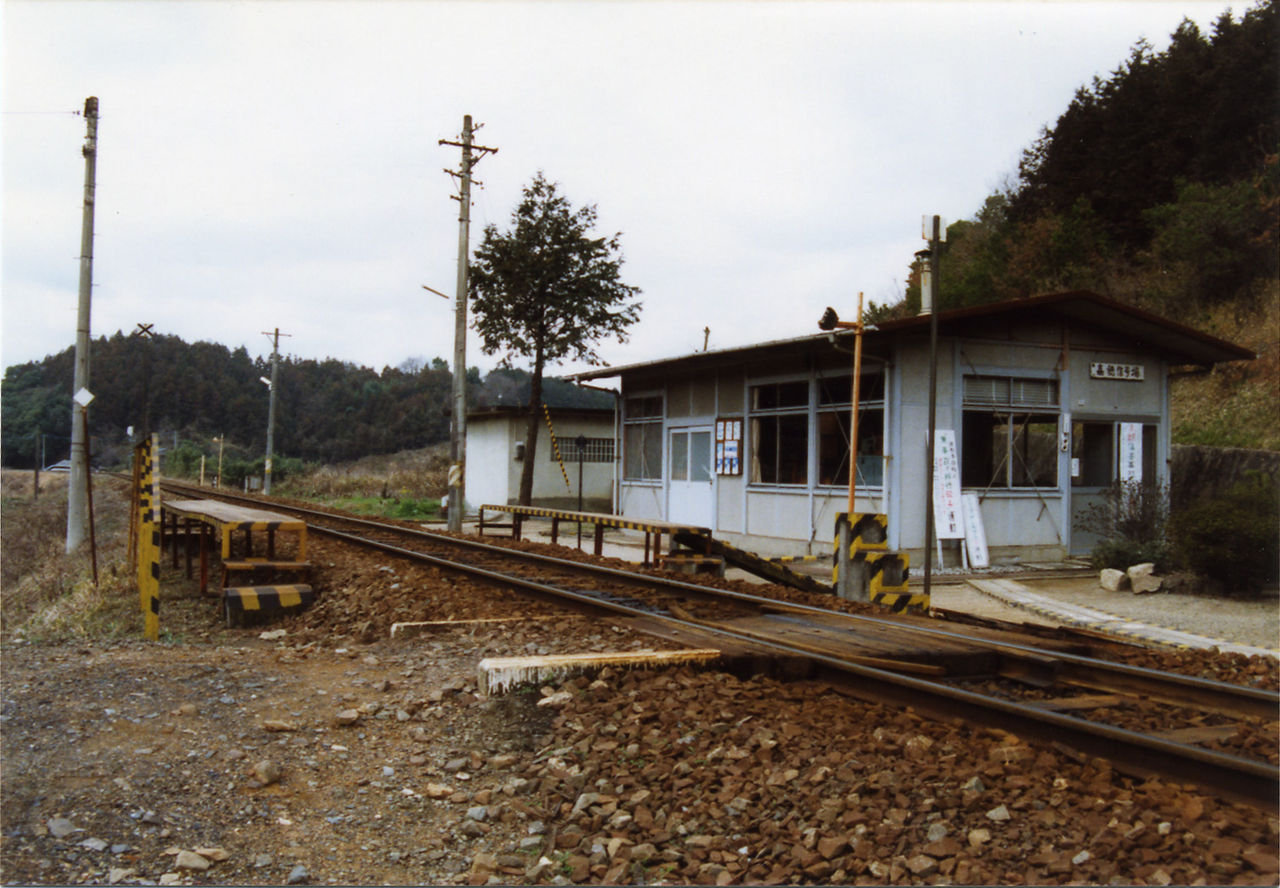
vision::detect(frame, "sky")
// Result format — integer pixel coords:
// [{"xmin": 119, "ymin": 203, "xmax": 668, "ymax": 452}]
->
[{"xmin": 2, "ymin": 0, "xmax": 1247, "ymax": 381}]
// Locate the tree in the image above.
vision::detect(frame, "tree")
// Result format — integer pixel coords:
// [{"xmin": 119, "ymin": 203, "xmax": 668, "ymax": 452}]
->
[{"xmin": 469, "ymin": 172, "xmax": 641, "ymax": 504}]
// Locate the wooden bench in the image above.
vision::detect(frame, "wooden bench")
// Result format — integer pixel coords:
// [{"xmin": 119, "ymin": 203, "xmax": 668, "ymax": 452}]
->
[
  {"xmin": 160, "ymin": 499, "xmax": 308, "ymax": 595},
  {"xmin": 477, "ymin": 504, "xmax": 711, "ymax": 567},
  {"xmin": 223, "ymin": 584, "xmax": 316, "ymax": 627}
]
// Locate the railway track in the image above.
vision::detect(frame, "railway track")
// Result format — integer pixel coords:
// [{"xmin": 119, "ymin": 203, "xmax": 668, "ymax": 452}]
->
[{"xmin": 159, "ymin": 481, "xmax": 1280, "ymax": 812}]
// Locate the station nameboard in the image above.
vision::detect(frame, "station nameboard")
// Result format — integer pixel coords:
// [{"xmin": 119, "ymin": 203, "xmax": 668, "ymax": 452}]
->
[{"xmin": 1090, "ymin": 362, "xmax": 1144, "ymax": 381}]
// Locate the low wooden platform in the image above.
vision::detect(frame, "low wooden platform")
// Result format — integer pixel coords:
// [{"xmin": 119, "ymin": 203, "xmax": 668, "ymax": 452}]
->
[
  {"xmin": 161, "ymin": 498, "xmax": 308, "ymax": 595},
  {"xmin": 478, "ymin": 504, "xmax": 711, "ymax": 566}
]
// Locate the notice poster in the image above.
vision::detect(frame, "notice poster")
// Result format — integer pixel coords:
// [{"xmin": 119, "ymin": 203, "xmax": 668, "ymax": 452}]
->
[
  {"xmin": 932, "ymin": 429, "xmax": 965, "ymax": 539},
  {"xmin": 1119, "ymin": 422, "xmax": 1143, "ymax": 483}
]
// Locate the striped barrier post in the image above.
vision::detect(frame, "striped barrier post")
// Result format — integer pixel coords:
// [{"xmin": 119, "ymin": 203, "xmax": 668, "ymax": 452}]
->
[
  {"xmin": 135, "ymin": 435, "xmax": 161, "ymax": 640},
  {"xmin": 541, "ymin": 403, "xmax": 572, "ymax": 492},
  {"xmin": 832, "ymin": 512, "xmax": 926, "ymax": 612}
]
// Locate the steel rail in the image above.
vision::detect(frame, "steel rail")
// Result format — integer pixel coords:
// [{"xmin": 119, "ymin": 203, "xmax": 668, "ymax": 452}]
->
[
  {"xmin": 160, "ymin": 481, "xmax": 1276, "ymax": 721},
  {"xmin": 305, "ymin": 519, "xmax": 1277, "ymax": 813}
]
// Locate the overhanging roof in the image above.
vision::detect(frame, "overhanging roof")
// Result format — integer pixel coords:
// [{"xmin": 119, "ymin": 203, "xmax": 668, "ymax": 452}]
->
[{"xmin": 570, "ymin": 291, "xmax": 1254, "ymax": 381}]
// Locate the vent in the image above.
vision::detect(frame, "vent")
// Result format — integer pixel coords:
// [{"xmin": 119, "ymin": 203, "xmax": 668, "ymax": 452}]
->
[{"xmin": 963, "ymin": 375, "xmax": 1058, "ymax": 407}]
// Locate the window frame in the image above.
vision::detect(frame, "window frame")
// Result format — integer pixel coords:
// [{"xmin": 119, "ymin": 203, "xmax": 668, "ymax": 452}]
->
[
  {"xmin": 961, "ymin": 374, "xmax": 1062, "ymax": 491},
  {"xmin": 622, "ymin": 392, "xmax": 664, "ymax": 482},
  {"xmin": 747, "ymin": 377, "xmax": 811, "ymax": 487},
  {"xmin": 815, "ymin": 369, "xmax": 887, "ymax": 489}
]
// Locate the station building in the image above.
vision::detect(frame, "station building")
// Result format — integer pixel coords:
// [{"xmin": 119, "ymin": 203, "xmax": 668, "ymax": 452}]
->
[
  {"xmin": 570, "ymin": 291, "xmax": 1253, "ymax": 563},
  {"xmin": 465, "ymin": 405, "xmax": 616, "ymax": 512}
]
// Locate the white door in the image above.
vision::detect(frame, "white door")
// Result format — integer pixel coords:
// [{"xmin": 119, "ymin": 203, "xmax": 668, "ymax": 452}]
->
[{"xmin": 668, "ymin": 427, "xmax": 714, "ymax": 528}]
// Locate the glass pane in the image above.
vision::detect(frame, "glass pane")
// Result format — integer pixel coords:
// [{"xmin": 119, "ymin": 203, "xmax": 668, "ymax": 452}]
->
[
  {"xmin": 817, "ymin": 411, "xmax": 849, "ymax": 485},
  {"xmin": 962, "ymin": 412, "xmax": 1003, "ymax": 488},
  {"xmin": 670, "ymin": 431, "xmax": 688, "ymax": 481},
  {"xmin": 1142, "ymin": 425, "xmax": 1157, "ymax": 481},
  {"xmin": 750, "ymin": 417, "xmax": 776, "ymax": 483},
  {"xmin": 776, "ymin": 381, "xmax": 809, "ymax": 408},
  {"xmin": 777, "ymin": 414, "xmax": 808, "ymax": 484},
  {"xmin": 642, "ymin": 424, "xmax": 662, "ymax": 480},
  {"xmin": 690, "ymin": 431, "xmax": 711, "ymax": 482},
  {"xmin": 1012, "ymin": 415, "xmax": 1058, "ymax": 487}
]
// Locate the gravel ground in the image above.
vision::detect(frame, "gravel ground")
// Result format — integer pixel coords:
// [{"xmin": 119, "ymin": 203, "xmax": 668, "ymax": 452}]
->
[{"xmin": 3, "ymin": 486, "xmax": 1278, "ymax": 886}]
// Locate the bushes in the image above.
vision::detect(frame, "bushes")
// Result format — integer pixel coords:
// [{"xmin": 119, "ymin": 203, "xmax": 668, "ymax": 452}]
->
[
  {"xmin": 1168, "ymin": 471, "xmax": 1280, "ymax": 597},
  {"xmin": 1080, "ymin": 480, "xmax": 1173, "ymax": 572}
]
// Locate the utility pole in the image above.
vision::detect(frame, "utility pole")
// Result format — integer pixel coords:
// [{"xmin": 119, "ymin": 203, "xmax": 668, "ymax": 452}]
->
[
  {"xmin": 438, "ymin": 115, "xmax": 496, "ymax": 532},
  {"xmin": 262, "ymin": 328, "xmax": 290, "ymax": 495},
  {"xmin": 66, "ymin": 96, "xmax": 98, "ymax": 554}
]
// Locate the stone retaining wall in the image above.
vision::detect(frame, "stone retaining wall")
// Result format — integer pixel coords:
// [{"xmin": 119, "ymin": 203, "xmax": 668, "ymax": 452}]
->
[{"xmin": 1171, "ymin": 444, "xmax": 1280, "ymax": 510}]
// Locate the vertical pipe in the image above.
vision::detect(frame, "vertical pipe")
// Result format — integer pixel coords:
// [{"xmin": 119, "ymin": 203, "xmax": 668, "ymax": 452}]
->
[
  {"xmin": 923, "ymin": 215, "xmax": 942, "ymax": 601},
  {"xmin": 66, "ymin": 96, "xmax": 98, "ymax": 553}
]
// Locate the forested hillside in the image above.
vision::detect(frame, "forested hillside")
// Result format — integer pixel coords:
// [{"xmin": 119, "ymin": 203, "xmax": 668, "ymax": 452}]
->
[
  {"xmin": 870, "ymin": 2, "xmax": 1278, "ymax": 448},
  {"xmin": 0, "ymin": 332, "xmax": 610, "ymax": 470}
]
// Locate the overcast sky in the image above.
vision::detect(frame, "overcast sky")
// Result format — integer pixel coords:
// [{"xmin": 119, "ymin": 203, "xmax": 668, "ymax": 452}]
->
[{"xmin": 2, "ymin": 0, "xmax": 1245, "ymax": 380}]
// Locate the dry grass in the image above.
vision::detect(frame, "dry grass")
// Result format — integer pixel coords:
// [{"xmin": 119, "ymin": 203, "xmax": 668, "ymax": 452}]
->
[
  {"xmin": 1, "ymin": 471, "xmax": 140, "ymax": 641},
  {"xmin": 277, "ymin": 444, "xmax": 451, "ymax": 500},
  {"xmin": 1170, "ymin": 287, "xmax": 1280, "ymax": 450}
]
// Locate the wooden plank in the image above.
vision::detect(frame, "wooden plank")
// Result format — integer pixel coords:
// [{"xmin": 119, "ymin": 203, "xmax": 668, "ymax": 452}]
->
[
  {"xmin": 1155, "ymin": 725, "xmax": 1240, "ymax": 745},
  {"xmin": 1024, "ymin": 693, "xmax": 1133, "ymax": 712}
]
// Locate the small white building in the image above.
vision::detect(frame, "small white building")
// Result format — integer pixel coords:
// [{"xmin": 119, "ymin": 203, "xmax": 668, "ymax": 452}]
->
[
  {"xmin": 572, "ymin": 291, "xmax": 1253, "ymax": 563},
  {"xmin": 464, "ymin": 405, "xmax": 617, "ymax": 512}
]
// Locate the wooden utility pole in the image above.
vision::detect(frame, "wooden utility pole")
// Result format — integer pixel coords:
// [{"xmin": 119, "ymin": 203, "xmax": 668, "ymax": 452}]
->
[
  {"xmin": 438, "ymin": 115, "xmax": 496, "ymax": 532},
  {"xmin": 923, "ymin": 215, "xmax": 944, "ymax": 603},
  {"xmin": 66, "ymin": 96, "xmax": 98, "ymax": 554},
  {"xmin": 262, "ymin": 328, "xmax": 290, "ymax": 494}
]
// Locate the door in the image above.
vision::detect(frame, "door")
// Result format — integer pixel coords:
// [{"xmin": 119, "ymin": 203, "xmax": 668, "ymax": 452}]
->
[
  {"xmin": 1069, "ymin": 421, "xmax": 1157, "ymax": 556},
  {"xmin": 668, "ymin": 427, "xmax": 714, "ymax": 527}
]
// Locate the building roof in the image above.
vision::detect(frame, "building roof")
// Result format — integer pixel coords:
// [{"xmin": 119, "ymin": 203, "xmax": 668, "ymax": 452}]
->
[{"xmin": 570, "ymin": 291, "xmax": 1254, "ymax": 381}]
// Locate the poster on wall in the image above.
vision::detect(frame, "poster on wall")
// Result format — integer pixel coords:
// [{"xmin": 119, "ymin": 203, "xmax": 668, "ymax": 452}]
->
[
  {"xmin": 715, "ymin": 418, "xmax": 742, "ymax": 476},
  {"xmin": 932, "ymin": 429, "xmax": 965, "ymax": 539},
  {"xmin": 1119, "ymin": 422, "xmax": 1143, "ymax": 483}
]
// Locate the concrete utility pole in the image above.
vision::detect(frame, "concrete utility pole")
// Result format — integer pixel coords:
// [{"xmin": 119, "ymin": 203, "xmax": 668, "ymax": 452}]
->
[
  {"xmin": 262, "ymin": 328, "xmax": 289, "ymax": 495},
  {"xmin": 66, "ymin": 96, "xmax": 99, "ymax": 553},
  {"xmin": 439, "ymin": 115, "xmax": 496, "ymax": 532}
]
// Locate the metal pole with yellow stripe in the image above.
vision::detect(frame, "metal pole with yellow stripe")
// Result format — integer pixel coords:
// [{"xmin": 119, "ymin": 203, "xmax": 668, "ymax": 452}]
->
[
  {"xmin": 541, "ymin": 403, "xmax": 572, "ymax": 492},
  {"xmin": 135, "ymin": 434, "xmax": 161, "ymax": 640}
]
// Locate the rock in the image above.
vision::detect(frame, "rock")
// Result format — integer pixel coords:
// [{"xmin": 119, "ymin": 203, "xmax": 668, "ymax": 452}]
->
[
  {"xmin": 254, "ymin": 854, "xmax": 274, "ymax": 868},
  {"xmin": 107, "ymin": 867, "xmax": 136, "ymax": 884},
  {"xmin": 926, "ymin": 822, "xmax": 949, "ymax": 843},
  {"xmin": 335, "ymin": 709, "xmax": 361, "ymax": 726},
  {"xmin": 194, "ymin": 847, "xmax": 229, "ymax": 862},
  {"xmin": 906, "ymin": 854, "xmax": 939, "ymax": 877},
  {"xmin": 985, "ymin": 804, "xmax": 1011, "ymax": 822},
  {"xmin": 1099, "ymin": 568, "xmax": 1128, "ymax": 592},
  {"xmin": 46, "ymin": 817, "xmax": 76, "ymax": 838},
  {"xmin": 1128, "ymin": 563, "xmax": 1162, "ymax": 594},
  {"xmin": 467, "ymin": 805, "xmax": 488, "ymax": 822},
  {"xmin": 159, "ymin": 873, "xmax": 181, "ymax": 885},
  {"xmin": 961, "ymin": 776, "xmax": 984, "ymax": 793},
  {"xmin": 1072, "ymin": 850, "xmax": 1091, "ymax": 865},
  {"xmin": 173, "ymin": 703, "xmax": 199, "ymax": 716},
  {"xmin": 252, "ymin": 760, "xmax": 282, "ymax": 786},
  {"xmin": 424, "ymin": 783, "xmax": 453, "ymax": 799},
  {"xmin": 287, "ymin": 863, "xmax": 310, "ymax": 884},
  {"xmin": 79, "ymin": 837, "xmax": 109, "ymax": 851},
  {"xmin": 174, "ymin": 850, "xmax": 211, "ymax": 870},
  {"xmin": 489, "ymin": 753, "xmax": 519, "ymax": 769},
  {"xmin": 816, "ymin": 836, "xmax": 848, "ymax": 859},
  {"xmin": 537, "ymin": 691, "xmax": 574, "ymax": 708},
  {"xmin": 262, "ymin": 719, "xmax": 296, "ymax": 732}
]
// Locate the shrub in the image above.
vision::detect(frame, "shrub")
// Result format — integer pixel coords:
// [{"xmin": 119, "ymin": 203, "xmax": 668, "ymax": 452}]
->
[
  {"xmin": 1168, "ymin": 471, "xmax": 1280, "ymax": 597},
  {"xmin": 1078, "ymin": 480, "xmax": 1173, "ymax": 571}
]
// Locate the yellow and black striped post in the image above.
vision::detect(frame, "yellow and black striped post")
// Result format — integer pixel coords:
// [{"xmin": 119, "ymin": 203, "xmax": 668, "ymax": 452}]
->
[
  {"xmin": 541, "ymin": 402, "xmax": 572, "ymax": 492},
  {"xmin": 832, "ymin": 512, "xmax": 926, "ymax": 612},
  {"xmin": 135, "ymin": 435, "xmax": 160, "ymax": 640}
]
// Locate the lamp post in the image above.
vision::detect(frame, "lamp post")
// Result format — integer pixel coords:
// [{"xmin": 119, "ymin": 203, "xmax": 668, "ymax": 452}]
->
[{"xmin": 818, "ymin": 294, "xmax": 870, "ymax": 600}]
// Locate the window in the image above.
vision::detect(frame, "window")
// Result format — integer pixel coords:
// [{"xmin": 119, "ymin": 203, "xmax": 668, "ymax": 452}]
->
[
  {"xmin": 623, "ymin": 395, "xmax": 662, "ymax": 480},
  {"xmin": 816, "ymin": 372, "xmax": 885, "ymax": 487},
  {"xmin": 749, "ymin": 380, "xmax": 809, "ymax": 484},
  {"xmin": 552, "ymin": 437, "xmax": 614, "ymax": 463},
  {"xmin": 961, "ymin": 375, "xmax": 1060, "ymax": 489}
]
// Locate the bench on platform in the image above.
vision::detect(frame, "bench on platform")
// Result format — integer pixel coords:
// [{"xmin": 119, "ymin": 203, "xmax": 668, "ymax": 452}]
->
[
  {"xmin": 477, "ymin": 504, "xmax": 711, "ymax": 567},
  {"xmin": 223, "ymin": 584, "xmax": 315, "ymax": 627}
]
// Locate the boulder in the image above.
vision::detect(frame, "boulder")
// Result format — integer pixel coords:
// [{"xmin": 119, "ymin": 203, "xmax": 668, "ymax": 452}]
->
[{"xmin": 1099, "ymin": 568, "xmax": 1128, "ymax": 592}]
